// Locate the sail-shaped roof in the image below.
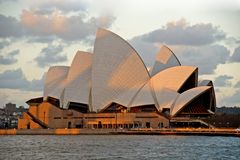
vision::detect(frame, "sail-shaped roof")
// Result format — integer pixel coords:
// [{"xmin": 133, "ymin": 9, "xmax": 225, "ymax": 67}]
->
[
  {"xmin": 170, "ymin": 86, "xmax": 212, "ymax": 116},
  {"xmin": 92, "ymin": 28, "xmax": 150, "ymax": 111},
  {"xmin": 43, "ymin": 66, "xmax": 69, "ymax": 102},
  {"xmin": 151, "ymin": 45, "xmax": 181, "ymax": 76},
  {"xmin": 151, "ymin": 66, "xmax": 197, "ymax": 92},
  {"xmin": 63, "ymin": 51, "xmax": 92, "ymax": 109},
  {"xmin": 129, "ymin": 82, "xmax": 156, "ymax": 107}
]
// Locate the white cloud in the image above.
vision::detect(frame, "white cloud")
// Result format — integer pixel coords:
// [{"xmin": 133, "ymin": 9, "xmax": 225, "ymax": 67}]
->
[
  {"xmin": 132, "ymin": 19, "xmax": 225, "ymax": 46},
  {"xmin": 0, "ymin": 89, "xmax": 42, "ymax": 108},
  {"xmin": 0, "ymin": 14, "xmax": 24, "ymax": 38},
  {"xmin": 0, "ymin": 9, "xmax": 115, "ymax": 42},
  {"xmin": 175, "ymin": 45, "xmax": 230, "ymax": 74},
  {"xmin": 34, "ymin": 44, "xmax": 67, "ymax": 68},
  {"xmin": 229, "ymin": 46, "xmax": 240, "ymax": 62},
  {"xmin": 214, "ymin": 75, "xmax": 233, "ymax": 87},
  {"xmin": 0, "ymin": 40, "xmax": 10, "ymax": 50},
  {"xmin": 0, "ymin": 49, "xmax": 19, "ymax": 65},
  {"xmin": 130, "ymin": 20, "xmax": 230, "ymax": 74},
  {"xmin": 31, "ymin": 0, "xmax": 88, "ymax": 13},
  {"xmin": 222, "ymin": 90, "xmax": 240, "ymax": 107},
  {"xmin": 20, "ymin": 9, "xmax": 115, "ymax": 41},
  {"xmin": 0, "ymin": 93, "xmax": 9, "ymax": 108},
  {"xmin": 0, "ymin": 68, "xmax": 44, "ymax": 91},
  {"xmin": 234, "ymin": 81, "xmax": 240, "ymax": 88}
]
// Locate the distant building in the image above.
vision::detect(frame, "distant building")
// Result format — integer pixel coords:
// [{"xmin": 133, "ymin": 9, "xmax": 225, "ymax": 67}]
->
[
  {"xmin": 5, "ymin": 103, "xmax": 16, "ymax": 115},
  {"xmin": 0, "ymin": 103, "xmax": 27, "ymax": 129},
  {"xmin": 18, "ymin": 29, "xmax": 216, "ymax": 129}
]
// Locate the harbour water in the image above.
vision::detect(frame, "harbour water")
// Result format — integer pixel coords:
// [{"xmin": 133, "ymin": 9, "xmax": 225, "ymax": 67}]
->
[{"xmin": 0, "ymin": 135, "xmax": 240, "ymax": 160}]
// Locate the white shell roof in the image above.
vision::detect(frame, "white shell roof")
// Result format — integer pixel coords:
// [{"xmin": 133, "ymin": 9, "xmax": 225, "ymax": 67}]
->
[
  {"xmin": 151, "ymin": 45, "xmax": 181, "ymax": 76},
  {"xmin": 151, "ymin": 66, "xmax": 197, "ymax": 92},
  {"xmin": 92, "ymin": 28, "xmax": 150, "ymax": 111},
  {"xmin": 63, "ymin": 51, "xmax": 92, "ymax": 109},
  {"xmin": 43, "ymin": 66, "xmax": 69, "ymax": 101},
  {"xmin": 41, "ymin": 28, "xmax": 216, "ymax": 115},
  {"xmin": 153, "ymin": 87, "xmax": 179, "ymax": 111},
  {"xmin": 129, "ymin": 82, "xmax": 156, "ymax": 107},
  {"xmin": 170, "ymin": 86, "xmax": 212, "ymax": 116}
]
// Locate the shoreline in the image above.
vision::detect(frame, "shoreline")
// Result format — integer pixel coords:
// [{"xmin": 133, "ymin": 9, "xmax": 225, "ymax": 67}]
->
[{"xmin": 0, "ymin": 128, "xmax": 239, "ymax": 137}]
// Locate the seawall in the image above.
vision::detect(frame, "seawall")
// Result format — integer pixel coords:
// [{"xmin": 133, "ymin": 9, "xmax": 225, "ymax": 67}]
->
[{"xmin": 1, "ymin": 128, "xmax": 240, "ymax": 137}]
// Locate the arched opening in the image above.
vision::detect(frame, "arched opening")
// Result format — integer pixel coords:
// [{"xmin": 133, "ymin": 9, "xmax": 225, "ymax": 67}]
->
[
  {"xmin": 100, "ymin": 102, "xmax": 127, "ymax": 113},
  {"xmin": 176, "ymin": 89, "xmax": 212, "ymax": 117},
  {"xmin": 178, "ymin": 70, "xmax": 198, "ymax": 93}
]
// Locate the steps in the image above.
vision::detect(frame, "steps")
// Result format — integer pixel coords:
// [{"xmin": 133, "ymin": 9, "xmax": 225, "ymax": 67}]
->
[{"xmin": 26, "ymin": 111, "xmax": 50, "ymax": 129}]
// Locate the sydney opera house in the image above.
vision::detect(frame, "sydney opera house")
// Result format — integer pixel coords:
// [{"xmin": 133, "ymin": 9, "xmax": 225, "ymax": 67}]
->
[{"xmin": 18, "ymin": 29, "xmax": 216, "ymax": 129}]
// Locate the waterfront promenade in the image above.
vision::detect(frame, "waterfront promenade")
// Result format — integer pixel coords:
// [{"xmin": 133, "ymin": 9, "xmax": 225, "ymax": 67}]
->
[{"xmin": 0, "ymin": 128, "xmax": 239, "ymax": 137}]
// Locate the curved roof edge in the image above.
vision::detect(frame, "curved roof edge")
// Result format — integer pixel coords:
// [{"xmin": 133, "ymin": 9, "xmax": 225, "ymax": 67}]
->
[
  {"xmin": 128, "ymin": 81, "xmax": 156, "ymax": 107},
  {"xmin": 198, "ymin": 80, "xmax": 213, "ymax": 86},
  {"xmin": 151, "ymin": 66, "xmax": 198, "ymax": 92},
  {"xmin": 165, "ymin": 45, "xmax": 181, "ymax": 66},
  {"xmin": 97, "ymin": 28, "xmax": 150, "ymax": 77},
  {"xmin": 151, "ymin": 45, "xmax": 181, "ymax": 76},
  {"xmin": 153, "ymin": 87, "xmax": 180, "ymax": 111},
  {"xmin": 63, "ymin": 51, "xmax": 92, "ymax": 109},
  {"xmin": 170, "ymin": 86, "xmax": 212, "ymax": 116},
  {"xmin": 92, "ymin": 28, "xmax": 150, "ymax": 111},
  {"xmin": 43, "ymin": 66, "xmax": 69, "ymax": 101}
]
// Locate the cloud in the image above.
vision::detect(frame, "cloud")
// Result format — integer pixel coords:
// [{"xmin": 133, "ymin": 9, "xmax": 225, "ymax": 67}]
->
[
  {"xmin": 0, "ymin": 0, "xmax": 100, "ymax": 41},
  {"xmin": 229, "ymin": 46, "xmax": 240, "ymax": 62},
  {"xmin": 0, "ymin": 69, "xmax": 29, "ymax": 89},
  {"xmin": 175, "ymin": 45, "xmax": 230, "ymax": 74},
  {"xmin": 214, "ymin": 75, "xmax": 233, "ymax": 87},
  {"xmin": 130, "ymin": 20, "xmax": 230, "ymax": 73},
  {"xmin": 20, "ymin": 10, "xmax": 115, "ymax": 41},
  {"xmin": 0, "ymin": 14, "xmax": 24, "ymax": 38},
  {"xmin": 0, "ymin": 0, "xmax": 17, "ymax": 4},
  {"xmin": 0, "ymin": 8, "xmax": 115, "ymax": 42},
  {"xmin": 222, "ymin": 90, "xmax": 240, "ymax": 107},
  {"xmin": 132, "ymin": 19, "xmax": 225, "ymax": 46},
  {"xmin": 28, "ymin": 73, "xmax": 46, "ymax": 91},
  {"xmin": 0, "ymin": 40, "xmax": 10, "ymax": 50},
  {"xmin": 134, "ymin": 44, "xmax": 230, "ymax": 76},
  {"xmin": 34, "ymin": 45, "xmax": 67, "ymax": 67},
  {"xmin": 130, "ymin": 39, "xmax": 230, "ymax": 74},
  {"xmin": 27, "ymin": 36, "xmax": 57, "ymax": 43},
  {"xmin": 34, "ymin": 0, "xmax": 88, "ymax": 13},
  {"xmin": 234, "ymin": 81, "xmax": 240, "ymax": 88},
  {"xmin": 0, "ymin": 49, "xmax": 20, "ymax": 65},
  {"xmin": 0, "ymin": 68, "xmax": 44, "ymax": 91},
  {"xmin": 0, "ymin": 93, "xmax": 9, "ymax": 108}
]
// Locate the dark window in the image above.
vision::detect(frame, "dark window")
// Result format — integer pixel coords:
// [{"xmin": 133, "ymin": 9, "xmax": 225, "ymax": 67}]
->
[
  {"xmin": 130, "ymin": 105, "xmax": 157, "ymax": 113},
  {"xmin": 76, "ymin": 124, "xmax": 82, "ymax": 128},
  {"xmin": 68, "ymin": 122, "xmax": 71, "ymax": 128},
  {"xmin": 68, "ymin": 102, "xmax": 89, "ymax": 113},
  {"xmin": 98, "ymin": 121, "xmax": 102, "ymax": 128},
  {"xmin": 146, "ymin": 122, "xmax": 151, "ymax": 128}
]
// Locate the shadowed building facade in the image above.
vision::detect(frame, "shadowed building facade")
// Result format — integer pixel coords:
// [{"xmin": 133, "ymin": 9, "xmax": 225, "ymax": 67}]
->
[{"xmin": 18, "ymin": 29, "xmax": 216, "ymax": 129}]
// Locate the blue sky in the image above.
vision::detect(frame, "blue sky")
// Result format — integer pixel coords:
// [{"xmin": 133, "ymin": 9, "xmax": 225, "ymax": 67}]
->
[{"xmin": 0, "ymin": 0, "xmax": 240, "ymax": 107}]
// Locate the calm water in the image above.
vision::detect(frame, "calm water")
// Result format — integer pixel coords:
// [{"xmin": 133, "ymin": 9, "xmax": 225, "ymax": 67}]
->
[{"xmin": 0, "ymin": 135, "xmax": 240, "ymax": 160}]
